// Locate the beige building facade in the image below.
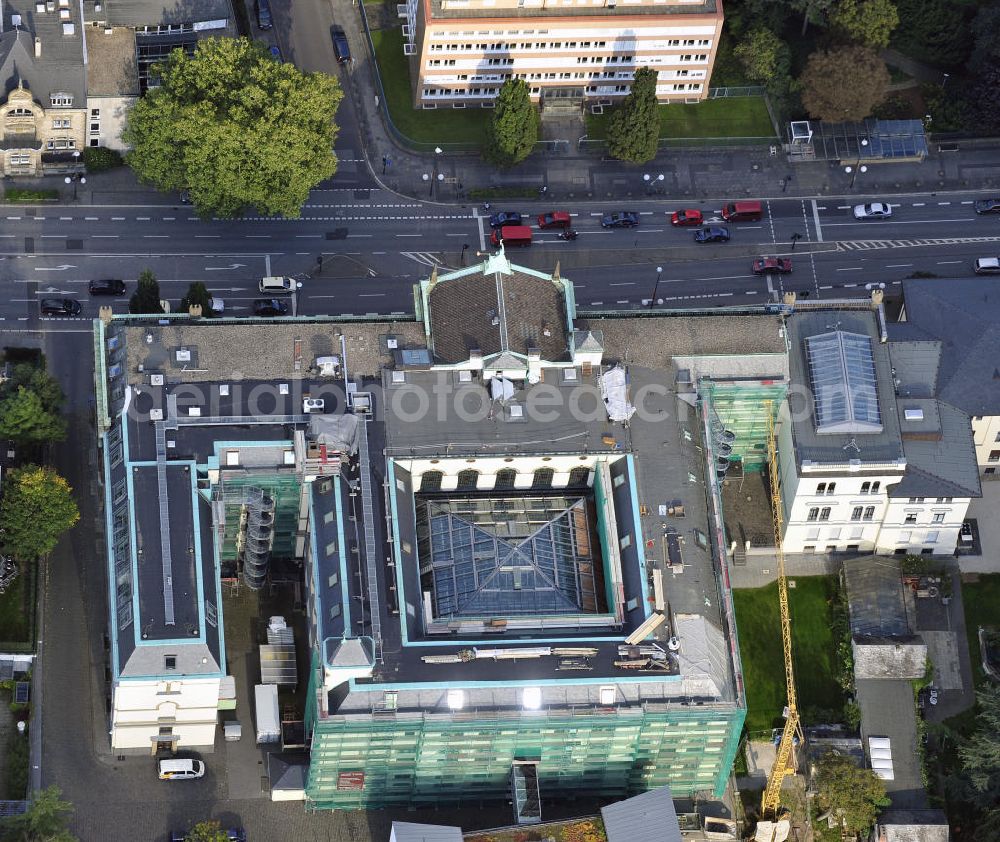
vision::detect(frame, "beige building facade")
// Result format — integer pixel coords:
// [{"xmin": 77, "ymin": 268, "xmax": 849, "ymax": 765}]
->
[
  {"xmin": 0, "ymin": 81, "xmax": 86, "ymax": 177},
  {"xmin": 406, "ymin": 0, "xmax": 723, "ymax": 108}
]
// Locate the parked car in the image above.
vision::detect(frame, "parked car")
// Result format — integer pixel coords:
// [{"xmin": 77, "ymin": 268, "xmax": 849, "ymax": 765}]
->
[
  {"xmin": 489, "ymin": 225, "xmax": 532, "ymax": 247},
  {"xmin": 88, "ymin": 278, "xmax": 126, "ymax": 296},
  {"xmin": 974, "ymin": 198, "xmax": 1000, "ymax": 214},
  {"xmin": 331, "ymin": 26, "xmax": 351, "ymax": 62},
  {"xmin": 157, "ymin": 758, "xmax": 205, "ymax": 781},
  {"xmin": 209, "ymin": 297, "xmax": 225, "ymax": 315},
  {"xmin": 40, "ymin": 298, "xmax": 82, "ymax": 316},
  {"xmin": 537, "ymin": 211, "xmax": 571, "ymax": 229},
  {"xmin": 670, "ymin": 209, "xmax": 703, "ymax": 227},
  {"xmin": 601, "ymin": 211, "xmax": 639, "ymax": 228},
  {"xmin": 974, "ymin": 257, "xmax": 1000, "ymax": 275},
  {"xmin": 253, "ymin": 298, "xmax": 289, "ymax": 317},
  {"xmin": 694, "ymin": 227, "xmax": 730, "ymax": 243},
  {"xmin": 488, "ymin": 211, "xmax": 523, "ymax": 228},
  {"xmin": 255, "ymin": 0, "xmax": 272, "ymax": 29},
  {"xmin": 853, "ymin": 202, "xmax": 893, "ymax": 220},
  {"xmin": 752, "ymin": 257, "xmax": 792, "ymax": 274},
  {"xmin": 721, "ymin": 200, "xmax": 762, "ymax": 222}
]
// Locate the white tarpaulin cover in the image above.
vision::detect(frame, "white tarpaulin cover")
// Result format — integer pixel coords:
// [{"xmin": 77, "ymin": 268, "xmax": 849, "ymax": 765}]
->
[
  {"xmin": 308, "ymin": 414, "xmax": 360, "ymax": 456},
  {"xmin": 600, "ymin": 365, "xmax": 635, "ymax": 422}
]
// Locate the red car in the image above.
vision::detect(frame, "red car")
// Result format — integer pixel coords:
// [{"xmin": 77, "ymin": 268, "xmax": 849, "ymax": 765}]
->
[
  {"xmin": 670, "ymin": 209, "xmax": 703, "ymax": 227},
  {"xmin": 752, "ymin": 257, "xmax": 793, "ymax": 274},
  {"xmin": 537, "ymin": 211, "xmax": 571, "ymax": 229}
]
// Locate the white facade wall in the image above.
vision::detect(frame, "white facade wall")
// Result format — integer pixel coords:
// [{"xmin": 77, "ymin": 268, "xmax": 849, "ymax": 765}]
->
[
  {"xmin": 86, "ymin": 95, "xmax": 134, "ymax": 151},
  {"xmin": 394, "ymin": 453, "xmax": 613, "ymax": 489},
  {"xmin": 111, "ymin": 677, "xmax": 221, "ymax": 752},
  {"xmin": 971, "ymin": 415, "xmax": 1000, "ymax": 477},
  {"xmin": 876, "ymin": 495, "xmax": 971, "ymax": 556}
]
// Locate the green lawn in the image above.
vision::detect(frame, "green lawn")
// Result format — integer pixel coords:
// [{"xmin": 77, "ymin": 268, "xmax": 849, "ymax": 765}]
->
[
  {"xmin": 587, "ymin": 96, "xmax": 775, "ymax": 141},
  {"xmin": 371, "ymin": 28, "xmax": 488, "ymax": 147},
  {"xmin": 733, "ymin": 576, "xmax": 847, "ymax": 734},
  {"xmin": 0, "ymin": 572, "xmax": 29, "ymax": 644},
  {"xmin": 960, "ymin": 573, "xmax": 1000, "ymax": 686}
]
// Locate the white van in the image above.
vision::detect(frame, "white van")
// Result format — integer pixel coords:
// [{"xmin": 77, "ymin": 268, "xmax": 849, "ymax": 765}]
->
[
  {"xmin": 158, "ymin": 758, "xmax": 205, "ymax": 780},
  {"xmin": 259, "ymin": 276, "xmax": 295, "ymax": 294},
  {"xmin": 974, "ymin": 257, "xmax": 1000, "ymax": 275}
]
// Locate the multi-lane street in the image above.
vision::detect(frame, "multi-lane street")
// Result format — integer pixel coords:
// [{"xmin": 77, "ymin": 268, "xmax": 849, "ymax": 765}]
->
[{"xmin": 0, "ymin": 188, "xmax": 998, "ymax": 328}]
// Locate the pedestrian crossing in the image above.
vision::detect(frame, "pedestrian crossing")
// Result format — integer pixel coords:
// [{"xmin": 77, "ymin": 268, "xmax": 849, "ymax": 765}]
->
[{"xmin": 838, "ymin": 236, "xmax": 1000, "ymax": 251}]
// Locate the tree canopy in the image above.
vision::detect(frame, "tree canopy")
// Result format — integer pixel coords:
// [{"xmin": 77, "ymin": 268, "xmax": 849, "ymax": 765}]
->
[
  {"xmin": 124, "ymin": 37, "xmax": 342, "ymax": 218},
  {"xmin": 0, "ymin": 465, "xmax": 80, "ymax": 561},
  {"xmin": 970, "ymin": 1, "xmax": 1000, "ymax": 72},
  {"xmin": 606, "ymin": 66, "xmax": 660, "ymax": 164},
  {"xmin": 733, "ymin": 28, "xmax": 790, "ymax": 85},
  {"xmin": 829, "ymin": 0, "xmax": 900, "ymax": 47},
  {"xmin": 0, "ymin": 785, "xmax": 76, "ymax": 842},
  {"xmin": 483, "ymin": 79, "xmax": 539, "ymax": 168},
  {"xmin": 180, "ymin": 282, "xmax": 216, "ymax": 317},
  {"xmin": 799, "ymin": 46, "xmax": 890, "ymax": 122},
  {"xmin": 0, "ymin": 362, "xmax": 66, "ymax": 444},
  {"xmin": 973, "ymin": 65, "xmax": 1000, "ymax": 134},
  {"xmin": 185, "ymin": 821, "xmax": 230, "ymax": 842},
  {"xmin": 891, "ymin": 0, "xmax": 973, "ymax": 68},
  {"xmin": 129, "ymin": 269, "xmax": 164, "ymax": 315},
  {"xmin": 814, "ymin": 751, "xmax": 890, "ymax": 835},
  {"xmin": 958, "ymin": 685, "xmax": 1000, "ymax": 823}
]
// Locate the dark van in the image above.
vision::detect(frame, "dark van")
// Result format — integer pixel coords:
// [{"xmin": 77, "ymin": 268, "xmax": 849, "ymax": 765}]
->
[
  {"xmin": 721, "ymin": 200, "xmax": 763, "ymax": 222},
  {"xmin": 490, "ymin": 225, "xmax": 532, "ymax": 247},
  {"xmin": 256, "ymin": 0, "xmax": 272, "ymax": 30}
]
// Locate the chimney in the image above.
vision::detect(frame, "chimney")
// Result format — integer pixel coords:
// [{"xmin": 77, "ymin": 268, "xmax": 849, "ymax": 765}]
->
[{"xmin": 34, "ymin": 37, "xmax": 41, "ymax": 57}]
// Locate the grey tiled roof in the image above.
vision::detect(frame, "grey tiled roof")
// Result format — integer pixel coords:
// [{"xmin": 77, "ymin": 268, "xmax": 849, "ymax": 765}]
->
[
  {"xmin": 898, "ymin": 279, "xmax": 1000, "ymax": 416},
  {"xmin": 888, "ymin": 340, "xmax": 940, "ymax": 400},
  {"xmin": 1, "ymin": 0, "xmax": 86, "ymax": 104},
  {"xmin": 891, "ymin": 400, "xmax": 981, "ymax": 499},
  {"xmin": 601, "ymin": 786, "xmax": 682, "ymax": 842},
  {"xmin": 98, "ymin": 0, "xmax": 234, "ymax": 27}
]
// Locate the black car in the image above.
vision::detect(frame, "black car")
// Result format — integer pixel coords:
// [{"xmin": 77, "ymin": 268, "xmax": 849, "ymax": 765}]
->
[
  {"xmin": 601, "ymin": 211, "xmax": 639, "ymax": 228},
  {"xmin": 88, "ymin": 278, "xmax": 126, "ymax": 296},
  {"xmin": 40, "ymin": 298, "xmax": 82, "ymax": 316},
  {"xmin": 975, "ymin": 198, "xmax": 1000, "ymax": 214},
  {"xmin": 331, "ymin": 26, "xmax": 351, "ymax": 62},
  {"xmin": 253, "ymin": 298, "xmax": 288, "ymax": 317},
  {"xmin": 255, "ymin": 0, "xmax": 272, "ymax": 29},
  {"xmin": 488, "ymin": 211, "xmax": 523, "ymax": 228},
  {"xmin": 694, "ymin": 226, "xmax": 730, "ymax": 243}
]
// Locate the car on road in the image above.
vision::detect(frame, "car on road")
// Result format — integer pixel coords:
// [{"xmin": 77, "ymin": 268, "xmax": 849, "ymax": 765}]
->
[
  {"xmin": 601, "ymin": 211, "xmax": 639, "ymax": 228},
  {"xmin": 694, "ymin": 226, "xmax": 730, "ymax": 243},
  {"xmin": 974, "ymin": 198, "xmax": 1000, "ymax": 214},
  {"xmin": 974, "ymin": 257, "xmax": 1000, "ymax": 275},
  {"xmin": 253, "ymin": 298, "xmax": 288, "ymax": 317},
  {"xmin": 537, "ymin": 211, "xmax": 571, "ymax": 229},
  {"xmin": 255, "ymin": 0, "xmax": 272, "ymax": 29},
  {"xmin": 209, "ymin": 297, "xmax": 225, "ymax": 315},
  {"xmin": 752, "ymin": 257, "xmax": 792, "ymax": 274},
  {"xmin": 88, "ymin": 278, "xmax": 126, "ymax": 296},
  {"xmin": 40, "ymin": 298, "xmax": 82, "ymax": 316},
  {"xmin": 853, "ymin": 202, "xmax": 893, "ymax": 220},
  {"xmin": 670, "ymin": 209, "xmax": 703, "ymax": 227},
  {"xmin": 331, "ymin": 26, "xmax": 351, "ymax": 63},
  {"xmin": 259, "ymin": 276, "xmax": 295, "ymax": 294},
  {"xmin": 488, "ymin": 211, "xmax": 523, "ymax": 228},
  {"xmin": 157, "ymin": 758, "xmax": 205, "ymax": 781}
]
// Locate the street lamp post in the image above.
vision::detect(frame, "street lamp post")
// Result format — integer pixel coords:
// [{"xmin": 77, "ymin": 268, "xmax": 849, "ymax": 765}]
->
[
  {"xmin": 648, "ymin": 266, "xmax": 663, "ymax": 309},
  {"xmin": 790, "ymin": 232, "xmax": 802, "ymax": 251},
  {"xmin": 430, "ymin": 146, "xmax": 442, "ymax": 197},
  {"xmin": 64, "ymin": 174, "xmax": 86, "ymax": 201},
  {"xmin": 382, "ymin": 155, "xmax": 390, "ymax": 175},
  {"xmin": 461, "ymin": 243, "xmax": 469, "ymax": 265},
  {"xmin": 845, "ymin": 164, "xmax": 868, "ymax": 189}
]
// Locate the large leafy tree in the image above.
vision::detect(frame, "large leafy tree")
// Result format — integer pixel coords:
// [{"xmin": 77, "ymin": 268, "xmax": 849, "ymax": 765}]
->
[
  {"xmin": 129, "ymin": 269, "xmax": 164, "ymax": 315},
  {"xmin": 958, "ymin": 685, "xmax": 1000, "ymax": 831},
  {"xmin": 799, "ymin": 46, "xmax": 889, "ymax": 122},
  {"xmin": 185, "ymin": 821, "xmax": 230, "ymax": 842},
  {"xmin": 0, "ymin": 786, "xmax": 76, "ymax": 842},
  {"xmin": 973, "ymin": 65, "xmax": 1000, "ymax": 134},
  {"xmin": 606, "ymin": 66, "xmax": 660, "ymax": 164},
  {"xmin": 734, "ymin": 28, "xmax": 790, "ymax": 85},
  {"xmin": 0, "ymin": 466, "xmax": 80, "ymax": 561},
  {"xmin": 484, "ymin": 79, "xmax": 539, "ymax": 168},
  {"xmin": 970, "ymin": 1, "xmax": 1000, "ymax": 73},
  {"xmin": 0, "ymin": 388, "xmax": 66, "ymax": 444},
  {"xmin": 891, "ymin": 0, "xmax": 973, "ymax": 69},
  {"xmin": 180, "ymin": 282, "xmax": 216, "ymax": 317},
  {"xmin": 829, "ymin": 0, "xmax": 900, "ymax": 48},
  {"xmin": 814, "ymin": 752, "xmax": 889, "ymax": 835},
  {"xmin": 124, "ymin": 37, "xmax": 342, "ymax": 218}
]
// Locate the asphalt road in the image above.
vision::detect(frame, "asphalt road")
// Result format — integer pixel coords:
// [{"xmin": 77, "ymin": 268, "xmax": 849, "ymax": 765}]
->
[{"xmin": 0, "ymin": 190, "xmax": 998, "ymax": 327}]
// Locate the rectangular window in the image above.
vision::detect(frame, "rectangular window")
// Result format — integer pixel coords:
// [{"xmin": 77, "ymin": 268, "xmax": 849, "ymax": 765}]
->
[
  {"xmin": 827, "ymin": 482, "xmax": 836, "ymax": 494},
  {"xmin": 899, "ymin": 530, "xmax": 912, "ymax": 543},
  {"xmin": 925, "ymin": 530, "xmax": 939, "ymax": 543},
  {"xmin": 807, "ymin": 507, "xmax": 819, "ymax": 522},
  {"xmin": 990, "ymin": 450, "xmax": 1000, "ymax": 462},
  {"xmin": 871, "ymin": 481, "xmax": 880, "ymax": 493},
  {"xmin": 987, "ymin": 467, "xmax": 997, "ymax": 475},
  {"xmin": 819, "ymin": 507, "xmax": 831, "ymax": 521},
  {"xmin": 861, "ymin": 482, "xmax": 870, "ymax": 493},
  {"xmin": 905, "ymin": 513, "xmax": 918, "ymax": 524},
  {"xmin": 932, "ymin": 512, "xmax": 946, "ymax": 523},
  {"xmin": 816, "ymin": 483, "xmax": 826, "ymax": 494},
  {"xmin": 851, "ymin": 507, "xmax": 863, "ymax": 521},
  {"xmin": 863, "ymin": 506, "xmax": 875, "ymax": 520},
  {"xmin": 164, "ymin": 655, "xmax": 176, "ymax": 671}
]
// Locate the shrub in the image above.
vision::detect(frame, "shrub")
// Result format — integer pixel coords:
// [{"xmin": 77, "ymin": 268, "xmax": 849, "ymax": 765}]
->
[{"xmin": 82, "ymin": 146, "xmax": 124, "ymax": 172}]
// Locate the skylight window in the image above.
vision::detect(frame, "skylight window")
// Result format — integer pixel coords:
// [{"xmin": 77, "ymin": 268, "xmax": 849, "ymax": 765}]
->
[{"xmin": 806, "ymin": 330, "xmax": 883, "ymax": 434}]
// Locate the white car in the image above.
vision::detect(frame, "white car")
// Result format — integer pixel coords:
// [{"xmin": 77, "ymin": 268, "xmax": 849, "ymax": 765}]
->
[
  {"xmin": 209, "ymin": 297, "xmax": 225, "ymax": 314},
  {"xmin": 974, "ymin": 257, "xmax": 1000, "ymax": 275},
  {"xmin": 854, "ymin": 202, "xmax": 893, "ymax": 220}
]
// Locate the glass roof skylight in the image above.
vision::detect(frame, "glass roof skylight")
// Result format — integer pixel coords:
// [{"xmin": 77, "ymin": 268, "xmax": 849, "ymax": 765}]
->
[{"xmin": 806, "ymin": 330, "xmax": 883, "ymax": 435}]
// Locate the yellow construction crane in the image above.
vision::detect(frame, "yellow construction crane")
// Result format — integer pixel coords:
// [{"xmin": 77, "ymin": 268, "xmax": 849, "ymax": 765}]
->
[{"xmin": 760, "ymin": 400, "xmax": 802, "ymax": 820}]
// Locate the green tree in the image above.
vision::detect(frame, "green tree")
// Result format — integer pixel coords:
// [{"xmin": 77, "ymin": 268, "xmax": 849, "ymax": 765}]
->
[
  {"xmin": 0, "ymin": 466, "xmax": 80, "ymax": 561},
  {"xmin": 0, "ymin": 785, "xmax": 76, "ymax": 841},
  {"xmin": 0, "ymin": 387, "xmax": 66, "ymax": 444},
  {"xmin": 606, "ymin": 66, "xmax": 660, "ymax": 164},
  {"xmin": 959, "ymin": 686, "xmax": 1000, "ymax": 817},
  {"xmin": 483, "ymin": 79, "xmax": 539, "ymax": 169},
  {"xmin": 892, "ymin": 0, "xmax": 972, "ymax": 69},
  {"xmin": 184, "ymin": 821, "xmax": 230, "ymax": 842},
  {"xmin": 814, "ymin": 751, "xmax": 890, "ymax": 835},
  {"xmin": 973, "ymin": 65, "xmax": 1000, "ymax": 134},
  {"xmin": 180, "ymin": 282, "xmax": 216, "ymax": 317},
  {"xmin": 799, "ymin": 46, "xmax": 889, "ymax": 122},
  {"xmin": 829, "ymin": 0, "xmax": 900, "ymax": 47},
  {"xmin": 123, "ymin": 37, "xmax": 342, "ymax": 218},
  {"xmin": 970, "ymin": 1, "xmax": 1000, "ymax": 73},
  {"xmin": 129, "ymin": 269, "xmax": 163, "ymax": 314},
  {"xmin": 2, "ymin": 363, "xmax": 64, "ymax": 411},
  {"xmin": 81, "ymin": 146, "xmax": 123, "ymax": 173},
  {"xmin": 733, "ymin": 28, "xmax": 790, "ymax": 85}
]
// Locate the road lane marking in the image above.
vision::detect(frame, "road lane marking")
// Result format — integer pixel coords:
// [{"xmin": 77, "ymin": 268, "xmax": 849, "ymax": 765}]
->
[
  {"xmin": 824, "ymin": 218, "xmax": 976, "ymax": 226},
  {"xmin": 961, "ymin": 200, "xmax": 974, "ymax": 204},
  {"xmin": 836, "ymin": 267, "xmax": 863, "ymax": 271},
  {"xmin": 137, "ymin": 216, "xmax": 151, "ymax": 220},
  {"xmin": 610, "ymin": 282, "xmax": 635, "ymax": 287},
  {"xmin": 85, "ymin": 216, "xmax": 99, "ymax": 221},
  {"xmin": 936, "ymin": 260, "xmax": 962, "ymax": 264},
  {"xmin": 111, "ymin": 217, "xmax": 125, "ymax": 221},
  {"xmin": 938, "ymin": 202, "xmax": 951, "ymax": 205},
  {"xmin": 886, "ymin": 263, "xmax": 912, "ymax": 267},
  {"xmin": 913, "ymin": 203, "xmax": 925, "ymax": 207},
  {"xmin": 811, "ymin": 200, "xmax": 824, "ymax": 242}
]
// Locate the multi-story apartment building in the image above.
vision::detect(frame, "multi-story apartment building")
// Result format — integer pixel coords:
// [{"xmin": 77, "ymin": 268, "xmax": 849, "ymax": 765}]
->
[
  {"xmin": 0, "ymin": 0, "xmax": 86, "ymax": 176},
  {"xmin": 402, "ymin": 0, "xmax": 723, "ymax": 108}
]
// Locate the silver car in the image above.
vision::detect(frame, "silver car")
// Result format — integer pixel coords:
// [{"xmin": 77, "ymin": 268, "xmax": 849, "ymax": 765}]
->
[{"xmin": 853, "ymin": 202, "xmax": 893, "ymax": 220}]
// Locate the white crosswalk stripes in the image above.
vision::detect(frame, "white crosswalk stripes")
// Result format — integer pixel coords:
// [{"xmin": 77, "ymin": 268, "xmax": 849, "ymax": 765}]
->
[{"xmin": 838, "ymin": 235, "xmax": 1000, "ymax": 251}]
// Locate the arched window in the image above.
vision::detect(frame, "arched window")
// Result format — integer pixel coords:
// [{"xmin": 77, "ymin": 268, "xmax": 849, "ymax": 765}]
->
[
  {"xmin": 456, "ymin": 469, "xmax": 479, "ymax": 490},
  {"xmin": 567, "ymin": 466, "xmax": 590, "ymax": 487},
  {"xmin": 420, "ymin": 470, "xmax": 443, "ymax": 492},
  {"xmin": 532, "ymin": 467, "xmax": 554, "ymax": 489},
  {"xmin": 495, "ymin": 468, "xmax": 517, "ymax": 490}
]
